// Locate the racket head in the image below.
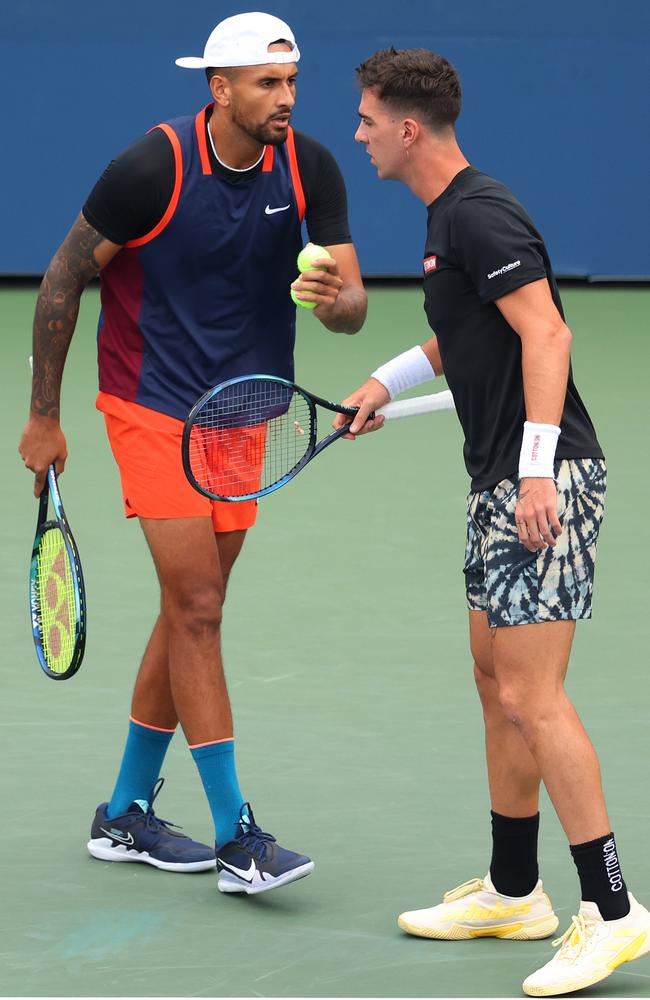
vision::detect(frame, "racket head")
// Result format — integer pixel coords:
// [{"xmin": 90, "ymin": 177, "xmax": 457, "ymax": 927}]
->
[
  {"xmin": 29, "ymin": 472, "xmax": 86, "ymax": 680},
  {"xmin": 182, "ymin": 375, "xmax": 317, "ymax": 501}
]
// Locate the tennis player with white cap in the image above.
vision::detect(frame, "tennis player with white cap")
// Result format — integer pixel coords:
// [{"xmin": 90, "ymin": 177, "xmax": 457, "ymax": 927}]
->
[
  {"xmin": 176, "ymin": 11, "xmax": 302, "ymax": 68},
  {"xmin": 19, "ymin": 11, "xmax": 366, "ymax": 897}
]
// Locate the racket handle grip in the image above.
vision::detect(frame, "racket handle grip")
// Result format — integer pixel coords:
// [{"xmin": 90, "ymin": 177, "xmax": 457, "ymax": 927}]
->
[{"xmin": 377, "ymin": 390, "xmax": 455, "ymax": 420}]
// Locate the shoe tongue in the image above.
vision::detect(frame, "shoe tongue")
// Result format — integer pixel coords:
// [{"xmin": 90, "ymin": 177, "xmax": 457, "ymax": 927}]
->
[
  {"xmin": 483, "ymin": 872, "xmax": 538, "ymax": 898},
  {"xmin": 579, "ymin": 900, "xmax": 604, "ymax": 922},
  {"xmin": 128, "ymin": 799, "xmax": 149, "ymax": 815},
  {"xmin": 238, "ymin": 808, "xmax": 253, "ymax": 834},
  {"xmin": 483, "ymin": 872, "xmax": 495, "ymax": 893}
]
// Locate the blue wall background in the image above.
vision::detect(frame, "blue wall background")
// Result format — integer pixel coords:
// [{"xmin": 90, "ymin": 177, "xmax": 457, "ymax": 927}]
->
[{"xmin": 2, "ymin": 0, "xmax": 648, "ymax": 277}]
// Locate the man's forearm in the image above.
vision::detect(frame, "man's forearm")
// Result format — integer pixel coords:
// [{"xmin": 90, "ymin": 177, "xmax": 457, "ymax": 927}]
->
[
  {"xmin": 520, "ymin": 321, "xmax": 572, "ymax": 425},
  {"xmin": 31, "ymin": 217, "xmax": 106, "ymax": 419},
  {"xmin": 32, "ymin": 268, "xmax": 81, "ymax": 419},
  {"xmin": 318, "ymin": 284, "xmax": 368, "ymax": 334},
  {"xmin": 422, "ymin": 335, "xmax": 444, "ymax": 376}
]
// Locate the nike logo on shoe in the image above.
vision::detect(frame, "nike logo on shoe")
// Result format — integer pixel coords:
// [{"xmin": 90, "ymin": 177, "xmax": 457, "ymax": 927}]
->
[
  {"xmin": 219, "ymin": 859, "xmax": 257, "ymax": 882},
  {"xmin": 100, "ymin": 826, "xmax": 135, "ymax": 846},
  {"xmin": 265, "ymin": 204, "xmax": 290, "ymax": 215}
]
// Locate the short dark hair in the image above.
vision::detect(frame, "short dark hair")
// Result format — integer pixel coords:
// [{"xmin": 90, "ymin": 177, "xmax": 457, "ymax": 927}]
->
[
  {"xmin": 205, "ymin": 66, "xmax": 241, "ymax": 83},
  {"xmin": 356, "ymin": 48, "xmax": 462, "ymax": 132}
]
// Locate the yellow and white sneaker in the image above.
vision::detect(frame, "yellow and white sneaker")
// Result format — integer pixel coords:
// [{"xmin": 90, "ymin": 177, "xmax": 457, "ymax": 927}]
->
[
  {"xmin": 397, "ymin": 873, "xmax": 559, "ymax": 941},
  {"xmin": 523, "ymin": 893, "xmax": 650, "ymax": 996}
]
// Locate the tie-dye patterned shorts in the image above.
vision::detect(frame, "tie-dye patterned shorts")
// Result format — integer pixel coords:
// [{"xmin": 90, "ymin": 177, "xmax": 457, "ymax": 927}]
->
[{"xmin": 464, "ymin": 459, "xmax": 607, "ymax": 627}]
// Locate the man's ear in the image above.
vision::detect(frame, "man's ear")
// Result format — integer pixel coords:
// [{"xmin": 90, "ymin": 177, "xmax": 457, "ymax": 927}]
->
[
  {"xmin": 402, "ymin": 117, "xmax": 419, "ymax": 149},
  {"xmin": 210, "ymin": 74, "xmax": 231, "ymax": 108}
]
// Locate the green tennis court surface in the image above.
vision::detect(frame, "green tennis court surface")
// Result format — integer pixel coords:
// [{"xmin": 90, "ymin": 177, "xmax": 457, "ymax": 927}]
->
[{"xmin": 1, "ymin": 284, "xmax": 649, "ymax": 997}]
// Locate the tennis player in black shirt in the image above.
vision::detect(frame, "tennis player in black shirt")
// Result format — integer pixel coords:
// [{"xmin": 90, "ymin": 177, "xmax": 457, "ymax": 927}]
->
[{"xmin": 335, "ymin": 47, "xmax": 650, "ymax": 996}]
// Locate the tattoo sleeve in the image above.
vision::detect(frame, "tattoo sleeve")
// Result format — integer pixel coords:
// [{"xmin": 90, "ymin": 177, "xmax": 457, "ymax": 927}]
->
[{"xmin": 31, "ymin": 216, "xmax": 107, "ymax": 419}]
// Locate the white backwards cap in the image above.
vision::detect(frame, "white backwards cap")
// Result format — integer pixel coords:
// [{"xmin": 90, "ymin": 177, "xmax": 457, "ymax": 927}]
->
[{"xmin": 176, "ymin": 12, "xmax": 300, "ymax": 69}]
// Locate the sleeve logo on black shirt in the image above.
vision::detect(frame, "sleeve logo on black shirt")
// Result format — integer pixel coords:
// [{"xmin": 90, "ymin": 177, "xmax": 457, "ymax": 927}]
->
[
  {"xmin": 487, "ymin": 259, "xmax": 521, "ymax": 280},
  {"xmin": 423, "ymin": 255, "xmax": 438, "ymax": 273}
]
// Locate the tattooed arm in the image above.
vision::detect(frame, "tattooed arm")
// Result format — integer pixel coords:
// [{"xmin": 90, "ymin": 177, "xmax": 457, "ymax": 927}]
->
[{"xmin": 18, "ymin": 214, "xmax": 121, "ymax": 494}]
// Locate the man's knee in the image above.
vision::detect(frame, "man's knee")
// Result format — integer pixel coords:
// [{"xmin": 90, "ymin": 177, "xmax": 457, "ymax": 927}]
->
[
  {"xmin": 495, "ymin": 682, "xmax": 527, "ymax": 728},
  {"xmin": 495, "ymin": 681, "xmax": 562, "ymax": 745},
  {"xmin": 162, "ymin": 580, "xmax": 224, "ymax": 635}
]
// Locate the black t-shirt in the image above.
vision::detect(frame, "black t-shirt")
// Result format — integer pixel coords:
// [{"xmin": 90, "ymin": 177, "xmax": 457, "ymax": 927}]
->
[
  {"xmin": 424, "ymin": 166, "xmax": 603, "ymax": 491},
  {"xmin": 83, "ymin": 110, "xmax": 352, "ymax": 247}
]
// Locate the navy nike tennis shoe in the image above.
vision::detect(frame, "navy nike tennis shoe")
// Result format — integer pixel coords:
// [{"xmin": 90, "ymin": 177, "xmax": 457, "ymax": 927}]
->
[
  {"xmin": 87, "ymin": 778, "xmax": 215, "ymax": 872},
  {"xmin": 217, "ymin": 803, "xmax": 314, "ymax": 895}
]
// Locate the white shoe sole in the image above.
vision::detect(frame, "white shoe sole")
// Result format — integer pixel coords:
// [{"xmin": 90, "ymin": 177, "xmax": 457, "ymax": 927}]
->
[
  {"xmin": 398, "ymin": 912, "xmax": 560, "ymax": 941},
  {"xmin": 218, "ymin": 860, "xmax": 315, "ymax": 895},
  {"xmin": 87, "ymin": 837, "xmax": 216, "ymax": 872}
]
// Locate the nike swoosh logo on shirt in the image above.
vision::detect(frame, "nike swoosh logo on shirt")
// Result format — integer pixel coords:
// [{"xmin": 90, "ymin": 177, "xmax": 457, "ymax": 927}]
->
[
  {"xmin": 100, "ymin": 827, "xmax": 135, "ymax": 846},
  {"xmin": 219, "ymin": 859, "xmax": 257, "ymax": 882},
  {"xmin": 265, "ymin": 204, "xmax": 291, "ymax": 215}
]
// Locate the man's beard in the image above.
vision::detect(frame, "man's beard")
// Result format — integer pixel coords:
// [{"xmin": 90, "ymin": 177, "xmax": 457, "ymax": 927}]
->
[{"xmin": 231, "ymin": 106, "xmax": 290, "ymax": 146}]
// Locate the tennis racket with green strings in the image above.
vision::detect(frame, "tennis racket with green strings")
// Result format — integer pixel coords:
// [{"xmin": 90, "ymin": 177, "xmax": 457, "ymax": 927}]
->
[
  {"xmin": 27, "ymin": 354, "xmax": 86, "ymax": 679},
  {"xmin": 29, "ymin": 463, "xmax": 87, "ymax": 680}
]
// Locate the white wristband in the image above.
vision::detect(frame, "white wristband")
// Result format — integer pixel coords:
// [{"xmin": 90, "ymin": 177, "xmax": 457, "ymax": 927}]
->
[
  {"xmin": 518, "ymin": 421, "xmax": 561, "ymax": 479},
  {"xmin": 371, "ymin": 346, "xmax": 435, "ymax": 400}
]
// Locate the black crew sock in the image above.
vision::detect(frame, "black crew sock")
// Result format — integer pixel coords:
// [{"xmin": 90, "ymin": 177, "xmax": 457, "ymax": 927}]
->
[
  {"xmin": 570, "ymin": 832, "xmax": 630, "ymax": 920},
  {"xmin": 489, "ymin": 810, "xmax": 540, "ymax": 897}
]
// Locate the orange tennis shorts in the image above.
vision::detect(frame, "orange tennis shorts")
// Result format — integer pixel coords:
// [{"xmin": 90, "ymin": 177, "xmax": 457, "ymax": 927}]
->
[{"xmin": 97, "ymin": 392, "xmax": 258, "ymax": 532}]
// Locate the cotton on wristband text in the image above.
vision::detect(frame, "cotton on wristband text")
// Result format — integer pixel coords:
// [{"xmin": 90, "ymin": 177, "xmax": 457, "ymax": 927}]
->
[{"xmin": 518, "ymin": 421, "xmax": 561, "ymax": 479}]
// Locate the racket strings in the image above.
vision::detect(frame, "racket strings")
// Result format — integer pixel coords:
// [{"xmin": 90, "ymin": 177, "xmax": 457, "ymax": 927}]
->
[
  {"xmin": 188, "ymin": 380, "xmax": 314, "ymax": 498},
  {"xmin": 34, "ymin": 526, "xmax": 77, "ymax": 672}
]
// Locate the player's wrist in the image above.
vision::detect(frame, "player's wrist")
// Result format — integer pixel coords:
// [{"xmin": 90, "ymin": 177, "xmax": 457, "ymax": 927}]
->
[
  {"xmin": 29, "ymin": 410, "xmax": 60, "ymax": 424},
  {"xmin": 28, "ymin": 413, "xmax": 63, "ymax": 435},
  {"xmin": 366, "ymin": 377, "xmax": 391, "ymax": 406},
  {"xmin": 518, "ymin": 421, "xmax": 560, "ymax": 479},
  {"xmin": 315, "ymin": 287, "xmax": 366, "ymax": 334},
  {"xmin": 371, "ymin": 346, "xmax": 435, "ymax": 400}
]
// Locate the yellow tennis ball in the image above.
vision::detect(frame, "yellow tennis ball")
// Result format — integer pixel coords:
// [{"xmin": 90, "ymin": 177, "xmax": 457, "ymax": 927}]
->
[
  {"xmin": 292, "ymin": 245, "xmax": 332, "ymax": 310},
  {"xmin": 291, "ymin": 286, "xmax": 317, "ymax": 310},
  {"xmin": 297, "ymin": 243, "xmax": 332, "ymax": 273}
]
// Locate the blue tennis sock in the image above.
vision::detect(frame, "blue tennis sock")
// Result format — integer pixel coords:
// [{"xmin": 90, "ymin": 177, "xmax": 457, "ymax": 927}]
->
[
  {"xmin": 190, "ymin": 739, "xmax": 245, "ymax": 848},
  {"xmin": 106, "ymin": 718, "xmax": 175, "ymax": 819}
]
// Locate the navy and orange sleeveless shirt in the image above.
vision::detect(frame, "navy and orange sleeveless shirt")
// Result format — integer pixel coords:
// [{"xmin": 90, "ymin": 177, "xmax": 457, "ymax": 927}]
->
[{"xmin": 84, "ymin": 104, "xmax": 353, "ymax": 422}]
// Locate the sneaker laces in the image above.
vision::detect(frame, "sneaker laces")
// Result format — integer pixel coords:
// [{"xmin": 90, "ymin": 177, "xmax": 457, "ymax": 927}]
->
[
  {"xmin": 552, "ymin": 913, "xmax": 597, "ymax": 961},
  {"xmin": 443, "ymin": 878, "xmax": 484, "ymax": 903},
  {"xmin": 141, "ymin": 777, "xmax": 183, "ymax": 834},
  {"xmin": 235, "ymin": 802, "xmax": 276, "ymax": 861}
]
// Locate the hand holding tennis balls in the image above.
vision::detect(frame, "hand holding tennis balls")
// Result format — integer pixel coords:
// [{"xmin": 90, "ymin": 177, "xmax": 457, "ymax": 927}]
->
[
  {"xmin": 297, "ymin": 243, "xmax": 332, "ymax": 273},
  {"xmin": 291, "ymin": 243, "xmax": 334, "ymax": 310}
]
